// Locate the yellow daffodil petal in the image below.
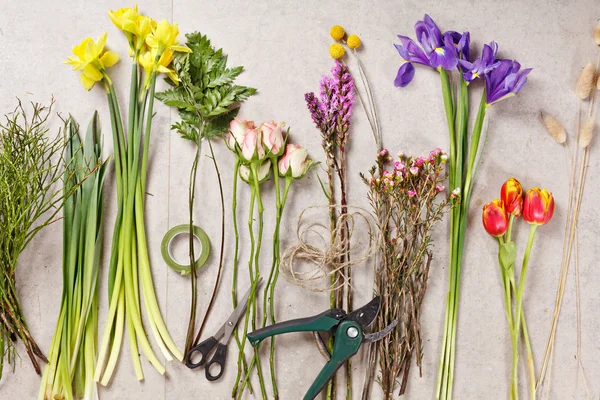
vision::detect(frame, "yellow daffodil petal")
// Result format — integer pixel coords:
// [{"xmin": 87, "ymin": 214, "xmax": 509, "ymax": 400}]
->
[
  {"xmin": 80, "ymin": 73, "xmax": 96, "ymax": 91},
  {"xmin": 138, "ymin": 51, "xmax": 154, "ymax": 74},
  {"xmin": 83, "ymin": 64, "xmax": 103, "ymax": 82},
  {"xmin": 170, "ymin": 45, "xmax": 191, "ymax": 53},
  {"xmin": 72, "ymin": 38, "xmax": 93, "ymax": 58},
  {"xmin": 95, "ymin": 33, "xmax": 108, "ymax": 56},
  {"xmin": 166, "ymin": 70, "xmax": 180, "ymax": 85},
  {"xmin": 145, "ymin": 35, "xmax": 158, "ymax": 50},
  {"xmin": 100, "ymin": 51, "xmax": 120, "ymax": 68}
]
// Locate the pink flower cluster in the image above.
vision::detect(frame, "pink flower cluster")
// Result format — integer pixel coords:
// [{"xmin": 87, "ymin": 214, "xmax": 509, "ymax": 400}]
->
[
  {"xmin": 226, "ymin": 118, "xmax": 314, "ymax": 181},
  {"xmin": 369, "ymin": 148, "xmax": 448, "ymax": 198}
]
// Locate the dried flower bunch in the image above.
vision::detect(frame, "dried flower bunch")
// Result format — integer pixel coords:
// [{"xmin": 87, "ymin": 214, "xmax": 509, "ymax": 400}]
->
[
  {"xmin": 361, "ymin": 148, "xmax": 452, "ymax": 398},
  {"xmin": 538, "ymin": 20, "xmax": 600, "ymax": 397}
]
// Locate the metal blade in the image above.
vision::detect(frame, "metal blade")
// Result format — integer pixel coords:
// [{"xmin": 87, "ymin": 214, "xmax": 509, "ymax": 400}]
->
[
  {"xmin": 346, "ymin": 296, "xmax": 381, "ymax": 329},
  {"xmin": 220, "ymin": 278, "xmax": 263, "ymax": 340},
  {"xmin": 364, "ymin": 319, "xmax": 397, "ymax": 343}
]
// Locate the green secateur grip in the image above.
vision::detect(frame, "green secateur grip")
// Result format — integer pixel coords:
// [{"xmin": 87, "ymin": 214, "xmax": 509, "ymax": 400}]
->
[
  {"xmin": 246, "ymin": 309, "xmax": 345, "ymax": 348},
  {"xmin": 303, "ymin": 320, "xmax": 364, "ymax": 400}
]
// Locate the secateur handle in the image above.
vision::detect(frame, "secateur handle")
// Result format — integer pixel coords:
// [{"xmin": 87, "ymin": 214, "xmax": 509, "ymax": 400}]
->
[{"xmin": 247, "ymin": 309, "xmax": 345, "ymax": 348}]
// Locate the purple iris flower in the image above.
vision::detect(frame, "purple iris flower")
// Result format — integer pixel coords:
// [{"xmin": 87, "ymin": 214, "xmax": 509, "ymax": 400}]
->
[
  {"xmin": 459, "ymin": 42, "xmax": 500, "ymax": 82},
  {"xmin": 484, "ymin": 59, "xmax": 532, "ymax": 105},
  {"xmin": 446, "ymin": 31, "xmax": 471, "ymax": 67},
  {"xmin": 394, "ymin": 14, "xmax": 459, "ymax": 87}
]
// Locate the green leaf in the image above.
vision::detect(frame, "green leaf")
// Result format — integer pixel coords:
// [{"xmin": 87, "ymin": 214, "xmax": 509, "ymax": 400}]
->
[
  {"xmin": 155, "ymin": 89, "xmax": 193, "ymax": 110},
  {"xmin": 499, "ymin": 241, "xmax": 517, "ymax": 271}
]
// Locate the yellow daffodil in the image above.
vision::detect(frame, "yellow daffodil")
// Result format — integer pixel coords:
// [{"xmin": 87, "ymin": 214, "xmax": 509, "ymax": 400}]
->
[
  {"xmin": 64, "ymin": 33, "xmax": 120, "ymax": 90},
  {"xmin": 109, "ymin": 6, "xmax": 156, "ymax": 55},
  {"xmin": 145, "ymin": 19, "xmax": 191, "ymax": 56},
  {"xmin": 139, "ymin": 48, "xmax": 179, "ymax": 88}
]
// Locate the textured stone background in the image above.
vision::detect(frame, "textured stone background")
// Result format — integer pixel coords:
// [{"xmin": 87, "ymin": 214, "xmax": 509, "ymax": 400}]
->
[{"xmin": 0, "ymin": 0, "xmax": 599, "ymax": 398}]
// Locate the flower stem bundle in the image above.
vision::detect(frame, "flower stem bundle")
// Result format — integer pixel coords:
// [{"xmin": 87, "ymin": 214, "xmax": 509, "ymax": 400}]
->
[
  {"xmin": 39, "ymin": 114, "xmax": 107, "ymax": 400},
  {"xmin": 538, "ymin": 31, "xmax": 599, "ymax": 394},
  {"xmin": 65, "ymin": 6, "xmax": 192, "ymax": 383},
  {"xmin": 0, "ymin": 101, "xmax": 69, "ymax": 378},
  {"xmin": 393, "ymin": 15, "xmax": 531, "ymax": 399},
  {"xmin": 225, "ymin": 120, "xmax": 314, "ymax": 399},
  {"xmin": 361, "ymin": 149, "xmax": 451, "ymax": 398},
  {"xmin": 156, "ymin": 31, "xmax": 256, "ymax": 357},
  {"xmin": 482, "ymin": 179, "xmax": 555, "ymax": 399},
  {"xmin": 304, "ymin": 59, "xmax": 355, "ymax": 400}
]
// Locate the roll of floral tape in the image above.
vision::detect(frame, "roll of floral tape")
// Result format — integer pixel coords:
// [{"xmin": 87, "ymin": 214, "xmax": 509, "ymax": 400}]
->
[{"xmin": 161, "ymin": 224, "xmax": 211, "ymax": 276}]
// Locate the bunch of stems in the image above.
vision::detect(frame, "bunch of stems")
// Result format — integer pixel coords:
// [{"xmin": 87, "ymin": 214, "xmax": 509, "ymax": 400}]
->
[
  {"xmin": 232, "ymin": 160, "xmax": 269, "ymax": 400},
  {"xmin": 362, "ymin": 150, "xmax": 450, "ymax": 398},
  {"xmin": 0, "ymin": 101, "xmax": 71, "ymax": 378},
  {"xmin": 94, "ymin": 57, "xmax": 182, "ymax": 385},
  {"xmin": 436, "ymin": 70, "xmax": 488, "ymax": 400},
  {"xmin": 496, "ymin": 216, "xmax": 537, "ymax": 400},
  {"xmin": 538, "ymin": 58, "xmax": 599, "ymax": 397},
  {"xmin": 39, "ymin": 114, "xmax": 107, "ymax": 400}
]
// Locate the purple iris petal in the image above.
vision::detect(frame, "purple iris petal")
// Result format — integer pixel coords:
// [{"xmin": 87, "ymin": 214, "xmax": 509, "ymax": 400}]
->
[
  {"xmin": 485, "ymin": 59, "xmax": 532, "ymax": 104},
  {"xmin": 395, "ymin": 36, "xmax": 430, "ymax": 65},
  {"xmin": 462, "ymin": 41, "xmax": 500, "ymax": 82},
  {"xmin": 429, "ymin": 44, "xmax": 458, "ymax": 70},
  {"xmin": 394, "ymin": 63, "xmax": 416, "ymax": 87}
]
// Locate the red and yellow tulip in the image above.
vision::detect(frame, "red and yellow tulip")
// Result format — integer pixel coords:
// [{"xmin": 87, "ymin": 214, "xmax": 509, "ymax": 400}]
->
[{"xmin": 523, "ymin": 187, "xmax": 554, "ymax": 225}]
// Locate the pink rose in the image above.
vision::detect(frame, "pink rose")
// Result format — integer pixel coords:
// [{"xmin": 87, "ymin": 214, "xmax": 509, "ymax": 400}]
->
[
  {"xmin": 278, "ymin": 144, "xmax": 314, "ymax": 179},
  {"xmin": 240, "ymin": 127, "xmax": 266, "ymax": 162},
  {"xmin": 229, "ymin": 118, "xmax": 255, "ymax": 145},
  {"xmin": 261, "ymin": 120, "xmax": 285, "ymax": 156},
  {"xmin": 239, "ymin": 159, "xmax": 271, "ymax": 183}
]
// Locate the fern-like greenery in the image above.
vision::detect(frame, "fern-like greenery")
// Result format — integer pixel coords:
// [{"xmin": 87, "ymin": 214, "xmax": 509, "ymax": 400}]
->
[{"xmin": 156, "ymin": 32, "xmax": 256, "ymax": 355}]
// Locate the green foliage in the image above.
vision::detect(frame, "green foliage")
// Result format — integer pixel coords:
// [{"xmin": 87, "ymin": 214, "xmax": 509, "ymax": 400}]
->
[{"xmin": 156, "ymin": 32, "xmax": 257, "ymax": 142}]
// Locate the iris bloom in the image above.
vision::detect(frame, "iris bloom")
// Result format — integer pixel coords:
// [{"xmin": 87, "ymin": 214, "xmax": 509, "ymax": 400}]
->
[
  {"xmin": 459, "ymin": 42, "xmax": 499, "ymax": 82},
  {"xmin": 145, "ymin": 19, "xmax": 191, "ymax": 56},
  {"xmin": 394, "ymin": 14, "xmax": 462, "ymax": 87},
  {"xmin": 64, "ymin": 33, "xmax": 120, "ymax": 90},
  {"xmin": 485, "ymin": 59, "xmax": 532, "ymax": 105}
]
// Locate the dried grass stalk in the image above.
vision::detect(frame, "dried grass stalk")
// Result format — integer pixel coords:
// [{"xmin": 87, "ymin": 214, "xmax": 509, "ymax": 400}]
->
[
  {"xmin": 576, "ymin": 63, "xmax": 596, "ymax": 100},
  {"xmin": 579, "ymin": 118, "xmax": 596, "ymax": 147},
  {"xmin": 540, "ymin": 111, "xmax": 567, "ymax": 143},
  {"xmin": 595, "ymin": 22, "xmax": 600, "ymax": 46}
]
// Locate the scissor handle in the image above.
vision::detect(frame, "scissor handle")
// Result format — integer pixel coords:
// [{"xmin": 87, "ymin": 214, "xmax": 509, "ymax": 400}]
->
[
  {"xmin": 185, "ymin": 336, "xmax": 218, "ymax": 369},
  {"xmin": 205, "ymin": 343, "xmax": 227, "ymax": 381}
]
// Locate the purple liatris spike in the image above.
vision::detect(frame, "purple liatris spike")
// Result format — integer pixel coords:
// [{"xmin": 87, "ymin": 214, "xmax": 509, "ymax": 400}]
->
[{"xmin": 305, "ymin": 92, "xmax": 324, "ymax": 129}]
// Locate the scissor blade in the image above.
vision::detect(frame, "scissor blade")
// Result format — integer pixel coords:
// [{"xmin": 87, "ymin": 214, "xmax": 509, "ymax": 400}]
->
[
  {"xmin": 364, "ymin": 319, "xmax": 397, "ymax": 343},
  {"xmin": 346, "ymin": 296, "xmax": 381, "ymax": 329},
  {"xmin": 222, "ymin": 278, "xmax": 263, "ymax": 338}
]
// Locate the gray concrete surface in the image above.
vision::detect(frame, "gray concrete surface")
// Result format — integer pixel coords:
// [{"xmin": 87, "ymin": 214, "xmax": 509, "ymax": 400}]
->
[{"xmin": 0, "ymin": 0, "xmax": 599, "ymax": 398}]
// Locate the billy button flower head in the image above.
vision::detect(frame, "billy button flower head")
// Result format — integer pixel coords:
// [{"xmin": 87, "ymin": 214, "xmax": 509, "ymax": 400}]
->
[
  {"xmin": 347, "ymin": 34, "xmax": 361, "ymax": 49},
  {"xmin": 330, "ymin": 25, "xmax": 345, "ymax": 40},
  {"xmin": 501, "ymin": 177, "xmax": 524, "ymax": 216},
  {"xmin": 64, "ymin": 33, "xmax": 120, "ymax": 90},
  {"xmin": 482, "ymin": 199, "xmax": 509, "ymax": 237},
  {"xmin": 523, "ymin": 187, "xmax": 555, "ymax": 225},
  {"xmin": 330, "ymin": 43, "xmax": 345, "ymax": 59}
]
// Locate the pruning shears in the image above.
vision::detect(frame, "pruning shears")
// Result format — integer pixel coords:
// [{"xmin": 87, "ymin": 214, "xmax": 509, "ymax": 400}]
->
[{"xmin": 247, "ymin": 296, "xmax": 396, "ymax": 400}]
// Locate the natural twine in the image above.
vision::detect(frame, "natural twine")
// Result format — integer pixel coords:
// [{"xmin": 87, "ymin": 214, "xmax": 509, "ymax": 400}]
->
[{"xmin": 281, "ymin": 205, "xmax": 380, "ymax": 292}]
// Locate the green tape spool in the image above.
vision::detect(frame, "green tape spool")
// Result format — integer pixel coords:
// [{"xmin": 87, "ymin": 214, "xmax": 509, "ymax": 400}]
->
[{"xmin": 161, "ymin": 224, "xmax": 211, "ymax": 276}]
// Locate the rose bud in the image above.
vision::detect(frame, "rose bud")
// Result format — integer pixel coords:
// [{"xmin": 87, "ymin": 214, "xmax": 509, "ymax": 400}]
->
[
  {"xmin": 482, "ymin": 199, "xmax": 509, "ymax": 237},
  {"xmin": 240, "ymin": 127, "xmax": 266, "ymax": 162},
  {"xmin": 261, "ymin": 120, "xmax": 286, "ymax": 157},
  {"xmin": 501, "ymin": 178, "xmax": 524, "ymax": 216},
  {"xmin": 523, "ymin": 187, "xmax": 555, "ymax": 225},
  {"xmin": 229, "ymin": 118, "xmax": 255, "ymax": 145},
  {"xmin": 239, "ymin": 159, "xmax": 271, "ymax": 184},
  {"xmin": 278, "ymin": 144, "xmax": 314, "ymax": 179}
]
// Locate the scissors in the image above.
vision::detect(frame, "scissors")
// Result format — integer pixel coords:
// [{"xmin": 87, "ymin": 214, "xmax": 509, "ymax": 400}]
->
[{"xmin": 185, "ymin": 278, "xmax": 262, "ymax": 380}]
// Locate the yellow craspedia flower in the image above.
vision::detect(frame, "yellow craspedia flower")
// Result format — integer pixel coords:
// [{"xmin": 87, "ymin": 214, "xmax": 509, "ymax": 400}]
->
[
  {"xmin": 329, "ymin": 43, "xmax": 345, "ymax": 59},
  {"xmin": 146, "ymin": 19, "xmax": 191, "ymax": 56},
  {"xmin": 65, "ymin": 33, "xmax": 120, "ymax": 90},
  {"xmin": 347, "ymin": 34, "xmax": 361, "ymax": 49},
  {"xmin": 330, "ymin": 25, "xmax": 345, "ymax": 41}
]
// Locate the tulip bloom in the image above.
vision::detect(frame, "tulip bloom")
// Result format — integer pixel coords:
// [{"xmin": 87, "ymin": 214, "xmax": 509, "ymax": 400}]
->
[
  {"xmin": 523, "ymin": 188, "xmax": 554, "ymax": 225},
  {"xmin": 482, "ymin": 199, "xmax": 509, "ymax": 237},
  {"xmin": 501, "ymin": 178, "xmax": 523, "ymax": 216}
]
